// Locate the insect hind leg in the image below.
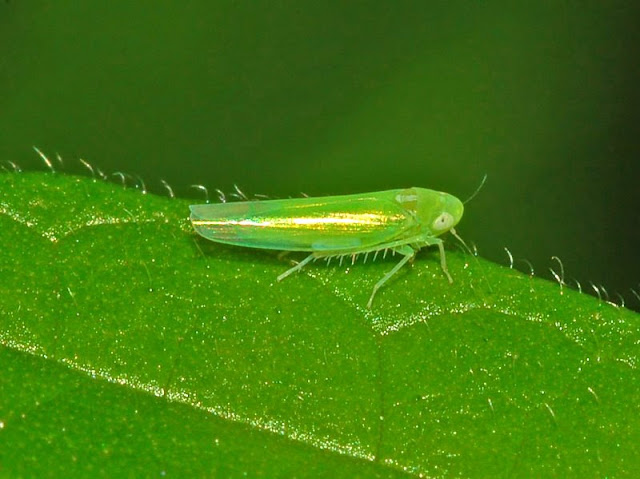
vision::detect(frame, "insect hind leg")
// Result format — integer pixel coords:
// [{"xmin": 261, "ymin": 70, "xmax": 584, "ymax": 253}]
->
[
  {"xmin": 277, "ymin": 253, "xmax": 316, "ymax": 281},
  {"xmin": 367, "ymin": 245, "xmax": 416, "ymax": 309}
]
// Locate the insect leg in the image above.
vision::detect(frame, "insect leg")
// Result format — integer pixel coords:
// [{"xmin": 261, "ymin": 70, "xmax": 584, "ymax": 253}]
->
[
  {"xmin": 367, "ymin": 245, "xmax": 416, "ymax": 309},
  {"xmin": 436, "ymin": 239, "xmax": 453, "ymax": 283},
  {"xmin": 277, "ymin": 253, "xmax": 316, "ymax": 281}
]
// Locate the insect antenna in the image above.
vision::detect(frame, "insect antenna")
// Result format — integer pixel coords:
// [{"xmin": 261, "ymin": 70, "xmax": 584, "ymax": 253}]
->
[{"xmin": 463, "ymin": 174, "xmax": 488, "ymax": 204}]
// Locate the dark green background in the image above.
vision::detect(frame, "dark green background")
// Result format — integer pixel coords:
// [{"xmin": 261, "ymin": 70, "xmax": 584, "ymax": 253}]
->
[{"xmin": 1, "ymin": 1, "xmax": 639, "ymax": 307}]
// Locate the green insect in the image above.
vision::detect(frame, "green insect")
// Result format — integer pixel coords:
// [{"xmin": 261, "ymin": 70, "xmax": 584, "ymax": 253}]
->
[{"xmin": 190, "ymin": 187, "xmax": 464, "ymax": 308}]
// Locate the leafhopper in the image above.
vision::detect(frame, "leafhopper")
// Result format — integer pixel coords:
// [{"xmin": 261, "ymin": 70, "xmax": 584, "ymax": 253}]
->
[{"xmin": 190, "ymin": 187, "xmax": 464, "ymax": 308}]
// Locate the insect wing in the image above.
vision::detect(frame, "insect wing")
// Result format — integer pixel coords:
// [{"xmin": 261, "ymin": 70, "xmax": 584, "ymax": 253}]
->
[{"xmin": 190, "ymin": 191, "xmax": 415, "ymax": 252}]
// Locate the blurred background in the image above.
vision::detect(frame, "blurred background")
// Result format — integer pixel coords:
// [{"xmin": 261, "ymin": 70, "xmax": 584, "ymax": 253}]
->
[{"xmin": 1, "ymin": 2, "xmax": 639, "ymax": 309}]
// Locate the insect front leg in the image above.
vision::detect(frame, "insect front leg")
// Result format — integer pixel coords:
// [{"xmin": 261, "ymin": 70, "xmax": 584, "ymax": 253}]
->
[
  {"xmin": 435, "ymin": 239, "xmax": 453, "ymax": 283},
  {"xmin": 367, "ymin": 244, "xmax": 416, "ymax": 309},
  {"xmin": 414, "ymin": 237, "xmax": 453, "ymax": 283}
]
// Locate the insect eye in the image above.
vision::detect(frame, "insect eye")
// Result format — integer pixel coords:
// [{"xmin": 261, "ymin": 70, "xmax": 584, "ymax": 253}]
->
[{"xmin": 432, "ymin": 212, "xmax": 454, "ymax": 231}]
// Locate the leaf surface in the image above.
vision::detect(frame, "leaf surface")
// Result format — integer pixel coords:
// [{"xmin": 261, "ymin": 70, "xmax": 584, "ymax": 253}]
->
[{"xmin": 1, "ymin": 172, "xmax": 638, "ymax": 477}]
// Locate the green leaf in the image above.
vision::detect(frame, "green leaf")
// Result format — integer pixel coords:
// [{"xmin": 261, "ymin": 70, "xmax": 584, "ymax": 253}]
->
[{"xmin": 1, "ymin": 172, "xmax": 638, "ymax": 477}]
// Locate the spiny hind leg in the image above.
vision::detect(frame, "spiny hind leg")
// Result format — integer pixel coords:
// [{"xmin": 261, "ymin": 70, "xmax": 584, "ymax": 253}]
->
[
  {"xmin": 277, "ymin": 253, "xmax": 316, "ymax": 281},
  {"xmin": 367, "ymin": 245, "xmax": 416, "ymax": 309}
]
